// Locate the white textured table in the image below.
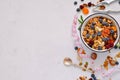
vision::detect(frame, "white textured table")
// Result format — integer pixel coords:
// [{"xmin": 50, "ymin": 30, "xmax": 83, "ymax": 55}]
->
[{"xmin": 0, "ymin": 0, "xmax": 120, "ymax": 80}]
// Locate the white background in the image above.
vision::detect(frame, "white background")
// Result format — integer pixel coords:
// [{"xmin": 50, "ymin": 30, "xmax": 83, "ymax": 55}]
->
[{"xmin": 0, "ymin": 0, "xmax": 120, "ymax": 80}]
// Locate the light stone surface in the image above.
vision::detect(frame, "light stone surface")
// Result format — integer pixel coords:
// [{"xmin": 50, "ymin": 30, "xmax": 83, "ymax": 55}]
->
[{"xmin": 0, "ymin": 0, "xmax": 120, "ymax": 80}]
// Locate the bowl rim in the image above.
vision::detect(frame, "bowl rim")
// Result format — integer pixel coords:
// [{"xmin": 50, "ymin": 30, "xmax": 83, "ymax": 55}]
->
[{"xmin": 80, "ymin": 13, "xmax": 120, "ymax": 52}]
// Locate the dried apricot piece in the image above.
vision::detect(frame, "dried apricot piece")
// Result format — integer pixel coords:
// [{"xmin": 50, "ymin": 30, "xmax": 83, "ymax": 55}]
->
[
  {"xmin": 82, "ymin": 7, "xmax": 89, "ymax": 15},
  {"xmin": 103, "ymin": 59, "xmax": 109, "ymax": 70},
  {"xmin": 109, "ymin": 60, "xmax": 116, "ymax": 66},
  {"xmin": 111, "ymin": 26, "xmax": 117, "ymax": 31}
]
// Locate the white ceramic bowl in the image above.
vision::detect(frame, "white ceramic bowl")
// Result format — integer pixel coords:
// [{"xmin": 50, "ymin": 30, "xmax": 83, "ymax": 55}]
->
[{"xmin": 80, "ymin": 13, "xmax": 120, "ymax": 52}]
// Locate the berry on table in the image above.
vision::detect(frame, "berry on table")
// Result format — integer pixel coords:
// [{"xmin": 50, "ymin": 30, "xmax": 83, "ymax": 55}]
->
[
  {"xmin": 80, "ymin": 5, "xmax": 84, "ymax": 9},
  {"xmin": 88, "ymin": 2, "xmax": 92, "ymax": 7},
  {"xmin": 81, "ymin": 0, "xmax": 84, "ymax": 2},
  {"xmin": 74, "ymin": 46, "xmax": 78, "ymax": 50},
  {"xmin": 119, "ymin": 1, "xmax": 120, "ymax": 4},
  {"xmin": 89, "ymin": 78, "xmax": 93, "ymax": 80},
  {"xmin": 76, "ymin": 8, "xmax": 80, "ymax": 12},
  {"xmin": 115, "ymin": 61, "xmax": 119, "ymax": 65},
  {"xmin": 91, "ymin": 74, "xmax": 95, "ymax": 77},
  {"xmin": 74, "ymin": 1, "xmax": 77, "ymax": 5}
]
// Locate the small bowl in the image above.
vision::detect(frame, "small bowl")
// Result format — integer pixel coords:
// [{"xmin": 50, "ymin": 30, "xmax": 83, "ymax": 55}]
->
[{"xmin": 80, "ymin": 13, "xmax": 120, "ymax": 52}]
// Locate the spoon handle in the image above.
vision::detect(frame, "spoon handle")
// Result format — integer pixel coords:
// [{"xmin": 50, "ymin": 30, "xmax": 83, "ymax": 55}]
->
[{"xmin": 72, "ymin": 64, "xmax": 83, "ymax": 68}]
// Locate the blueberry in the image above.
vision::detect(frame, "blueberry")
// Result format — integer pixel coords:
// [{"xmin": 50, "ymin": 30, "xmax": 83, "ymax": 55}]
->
[
  {"xmin": 93, "ymin": 77, "xmax": 97, "ymax": 80},
  {"xmin": 97, "ymin": 31, "xmax": 101, "ymax": 36},
  {"xmin": 119, "ymin": 1, "xmax": 120, "ymax": 4},
  {"xmin": 74, "ymin": 1, "xmax": 77, "ymax": 5},
  {"xmin": 92, "ymin": 22, "xmax": 96, "ymax": 25},
  {"xmin": 74, "ymin": 46, "xmax": 78, "ymax": 50},
  {"xmin": 88, "ymin": 2, "xmax": 92, "ymax": 7},
  {"xmin": 114, "ymin": 45, "xmax": 118, "ymax": 49},
  {"xmin": 86, "ymin": 34, "xmax": 90, "ymax": 38},
  {"xmin": 99, "ymin": 18, "xmax": 103, "ymax": 23},
  {"xmin": 110, "ymin": 30, "xmax": 114, "ymax": 34},
  {"xmin": 110, "ymin": 23, "xmax": 113, "ymax": 26},
  {"xmin": 81, "ymin": 0, "xmax": 84, "ymax": 1},
  {"xmin": 91, "ymin": 74, "xmax": 95, "ymax": 77},
  {"xmin": 76, "ymin": 8, "xmax": 80, "ymax": 12},
  {"xmin": 98, "ymin": 46, "xmax": 102, "ymax": 50},
  {"xmin": 115, "ymin": 61, "xmax": 119, "ymax": 65},
  {"xmin": 102, "ymin": 22, "xmax": 109, "ymax": 26},
  {"xmin": 91, "ymin": 24, "xmax": 95, "ymax": 29},
  {"xmin": 92, "ymin": 34, "xmax": 96, "ymax": 38},
  {"xmin": 106, "ymin": 37, "xmax": 110, "ymax": 41},
  {"xmin": 102, "ymin": 38, "xmax": 107, "ymax": 41}
]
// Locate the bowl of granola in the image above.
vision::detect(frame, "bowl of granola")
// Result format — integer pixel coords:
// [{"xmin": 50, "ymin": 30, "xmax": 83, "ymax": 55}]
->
[{"xmin": 80, "ymin": 13, "xmax": 120, "ymax": 52}]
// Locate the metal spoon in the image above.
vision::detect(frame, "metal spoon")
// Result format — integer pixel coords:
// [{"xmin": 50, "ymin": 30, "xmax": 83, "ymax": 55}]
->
[
  {"xmin": 63, "ymin": 57, "xmax": 94, "ymax": 73},
  {"xmin": 63, "ymin": 57, "xmax": 73, "ymax": 66},
  {"xmin": 63, "ymin": 57, "xmax": 81, "ymax": 68},
  {"xmin": 93, "ymin": 0, "xmax": 120, "ymax": 13}
]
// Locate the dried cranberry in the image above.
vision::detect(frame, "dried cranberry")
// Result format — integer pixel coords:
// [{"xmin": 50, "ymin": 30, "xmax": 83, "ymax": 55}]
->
[
  {"xmin": 91, "ymin": 52, "xmax": 97, "ymax": 60},
  {"xmin": 109, "ymin": 43, "xmax": 114, "ymax": 47},
  {"xmin": 79, "ymin": 5, "xmax": 84, "ymax": 9},
  {"xmin": 88, "ymin": 2, "xmax": 92, "ymax": 7},
  {"xmin": 105, "ymin": 45, "xmax": 110, "ymax": 49},
  {"xmin": 89, "ymin": 40, "xmax": 94, "ymax": 45},
  {"xmin": 89, "ymin": 78, "xmax": 93, "ymax": 80}
]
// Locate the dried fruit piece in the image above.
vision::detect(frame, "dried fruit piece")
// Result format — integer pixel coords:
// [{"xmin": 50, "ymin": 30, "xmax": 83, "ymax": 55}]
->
[
  {"xmin": 107, "ymin": 55, "xmax": 116, "ymax": 66},
  {"xmin": 80, "ymin": 5, "xmax": 84, "ymax": 9},
  {"xmin": 83, "ymin": 3, "xmax": 88, "ymax": 7},
  {"xmin": 88, "ymin": 2, "xmax": 92, "ymax": 7},
  {"xmin": 89, "ymin": 78, "xmax": 93, "ymax": 80},
  {"xmin": 109, "ymin": 60, "xmax": 116, "ymax": 66},
  {"xmin": 79, "ymin": 62, "xmax": 83, "ymax": 66},
  {"xmin": 99, "ymin": 0, "xmax": 104, "ymax": 2},
  {"xmin": 103, "ymin": 59, "xmax": 109, "ymax": 70},
  {"xmin": 99, "ymin": 5, "xmax": 105, "ymax": 10},
  {"xmin": 82, "ymin": 7, "xmax": 89, "ymax": 15},
  {"xmin": 77, "ymin": 48, "xmax": 81, "ymax": 53},
  {"xmin": 82, "ymin": 67, "xmax": 86, "ymax": 71},
  {"xmin": 79, "ymin": 76, "xmax": 87, "ymax": 80},
  {"xmin": 111, "ymin": 26, "xmax": 117, "ymax": 31},
  {"xmin": 116, "ymin": 52, "xmax": 120, "ymax": 58},
  {"xmin": 81, "ymin": 50, "xmax": 86, "ymax": 54},
  {"xmin": 84, "ymin": 62, "xmax": 88, "ymax": 68},
  {"xmin": 91, "ymin": 52, "xmax": 97, "ymax": 60}
]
